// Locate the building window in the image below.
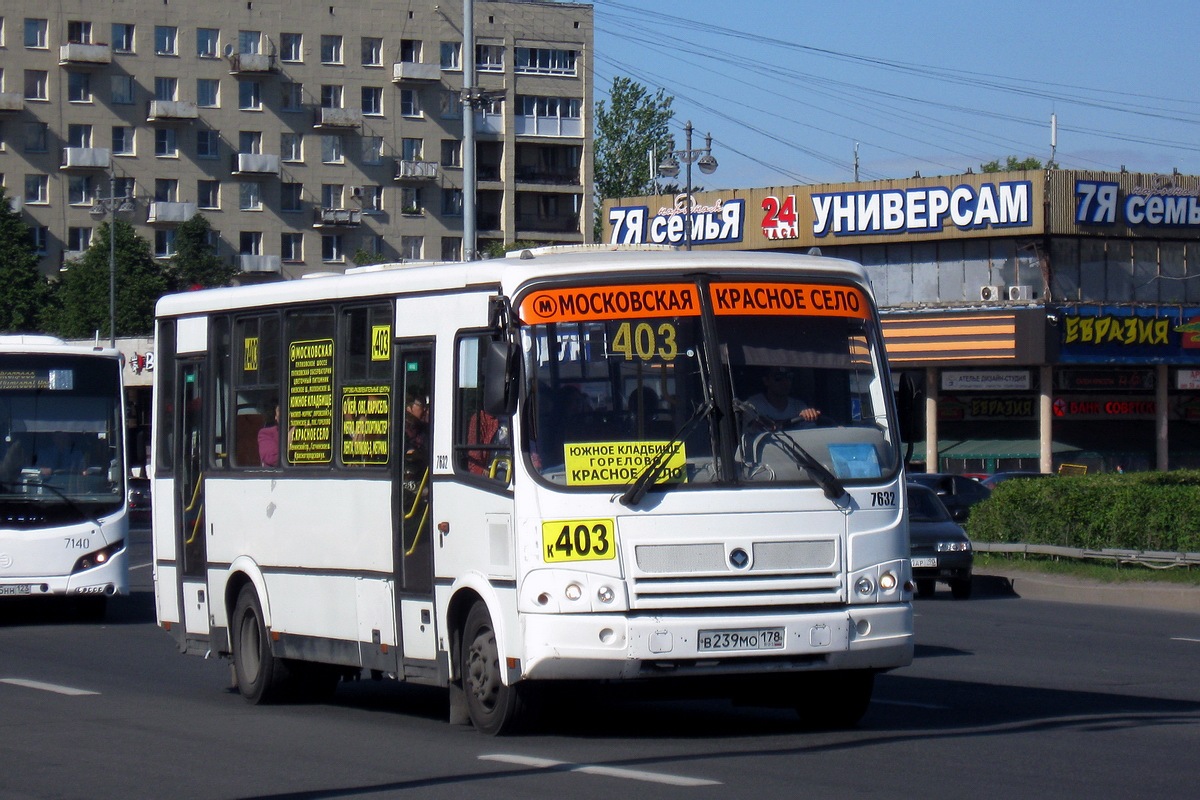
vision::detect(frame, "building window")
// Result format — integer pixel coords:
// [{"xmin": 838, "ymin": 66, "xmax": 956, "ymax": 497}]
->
[
  {"xmin": 362, "ymin": 136, "xmax": 383, "ymax": 165},
  {"xmin": 67, "ymin": 124, "xmax": 93, "ymax": 149},
  {"xmin": 155, "ymin": 76, "xmax": 177, "ymax": 102},
  {"xmin": 155, "ymin": 26, "xmax": 178, "ymax": 56},
  {"xmin": 321, "ymin": 233, "xmax": 344, "ymax": 262},
  {"xmin": 320, "ymin": 84, "xmax": 343, "ymax": 109},
  {"xmin": 196, "ymin": 129, "xmax": 220, "ymax": 159},
  {"xmin": 238, "ymin": 130, "xmax": 263, "ymax": 155},
  {"xmin": 31, "ymin": 226, "xmax": 49, "ymax": 255},
  {"xmin": 24, "ymin": 19, "xmax": 48, "ymax": 49},
  {"xmin": 113, "ymin": 177, "xmax": 136, "ymax": 200},
  {"xmin": 239, "ymin": 80, "xmax": 262, "ymax": 110},
  {"xmin": 441, "ymin": 139, "xmax": 462, "ymax": 168},
  {"xmin": 67, "ymin": 227, "xmax": 93, "ymax": 253},
  {"xmin": 400, "ymin": 236, "xmax": 423, "ymax": 261},
  {"xmin": 320, "ymin": 35, "xmax": 342, "ymax": 64},
  {"xmin": 281, "ymin": 182, "xmax": 303, "ymax": 212},
  {"xmin": 239, "ymin": 31, "xmax": 262, "ymax": 55},
  {"xmin": 321, "ymin": 184, "xmax": 343, "ymax": 209},
  {"xmin": 400, "ymin": 39, "xmax": 421, "ymax": 63},
  {"xmin": 439, "ymin": 90, "xmax": 462, "ymax": 119},
  {"xmin": 400, "ymin": 186, "xmax": 422, "ymax": 214},
  {"xmin": 111, "ymin": 75, "xmax": 135, "ymax": 104},
  {"xmin": 400, "ymin": 89, "xmax": 421, "ymax": 117},
  {"xmin": 24, "ymin": 122, "xmax": 48, "ymax": 153},
  {"xmin": 476, "ymin": 44, "xmax": 504, "ymax": 72},
  {"xmin": 197, "ymin": 78, "xmax": 220, "ymax": 108},
  {"xmin": 514, "ymin": 47, "xmax": 578, "ymax": 76},
  {"xmin": 361, "ymin": 37, "xmax": 382, "ymax": 67},
  {"xmin": 24, "ymin": 174, "xmax": 49, "ymax": 204},
  {"xmin": 441, "ymin": 188, "xmax": 463, "ymax": 217},
  {"xmin": 68, "ymin": 72, "xmax": 92, "ymax": 103},
  {"xmin": 321, "ymin": 135, "xmax": 343, "ymax": 164},
  {"xmin": 401, "ymin": 138, "xmax": 423, "ymax": 161},
  {"xmin": 281, "ymin": 132, "xmax": 302, "ymax": 163},
  {"xmin": 155, "ymin": 178, "xmax": 178, "ymax": 202},
  {"xmin": 239, "ymin": 231, "xmax": 263, "ymax": 256},
  {"xmin": 361, "ymin": 86, "xmax": 383, "ymax": 116},
  {"xmin": 67, "ymin": 21, "xmax": 93, "ymax": 44},
  {"xmin": 155, "ymin": 229, "xmax": 178, "ymax": 258},
  {"xmin": 198, "ymin": 180, "xmax": 220, "ymax": 209},
  {"xmin": 441, "ymin": 237, "xmax": 462, "ymax": 261},
  {"xmin": 112, "ymin": 126, "xmax": 135, "ymax": 156},
  {"xmin": 239, "ymin": 182, "xmax": 262, "ymax": 211},
  {"xmin": 112, "ymin": 23, "xmax": 135, "ymax": 54},
  {"xmin": 281, "ymin": 232, "xmax": 303, "ymax": 262},
  {"xmin": 440, "ymin": 42, "xmax": 461, "ymax": 71},
  {"xmin": 362, "ymin": 185, "xmax": 384, "ymax": 213},
  {"xmin": 24, "ymin": 70, "xmax": 48, "ymax": 101},
  {"xmin": 155, "ymin": 128, "xmax": 178, "ymax": 157},
  {"xmin": 281, "ymin": 81, "xmax": 304, "ymax": 112},
  {"xmin": 196, "ymin": 28, "xmax": 220, "ymax": 58},
  {"xmin": 68, "ymin": 175, "xmax": 95, "ymax": 205},
  {"xmin": 280, "ymin": 33, "xmax": 302, "ymax": 63}
]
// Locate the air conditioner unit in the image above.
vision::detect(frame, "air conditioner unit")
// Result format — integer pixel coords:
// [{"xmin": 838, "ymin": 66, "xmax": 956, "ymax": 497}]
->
[
  {"xmin": 350, "ymin": 186, "xmax": 364, "ymax": 198},
  {"xmin": 1008, "ymin": 284, "xmax": 1034, "ymax": 301},
  {"xmin": 979, "ymin": 285, "xmax": 1002, "ymax": 302}
]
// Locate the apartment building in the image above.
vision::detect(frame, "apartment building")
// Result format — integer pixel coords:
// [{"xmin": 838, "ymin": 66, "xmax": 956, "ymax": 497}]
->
[{"xmin": 1, "ymin": 0, "xmax": 594, "ymax": 280}]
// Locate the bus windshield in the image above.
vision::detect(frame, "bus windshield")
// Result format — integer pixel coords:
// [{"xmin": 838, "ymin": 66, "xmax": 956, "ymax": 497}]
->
[
  {"xmin": 519, "ymin": 277, "xmax": 898, "ymax": 491},
  {"xmin": 0, "ymin": 355, "xmax": 125, "ymax": 521}
]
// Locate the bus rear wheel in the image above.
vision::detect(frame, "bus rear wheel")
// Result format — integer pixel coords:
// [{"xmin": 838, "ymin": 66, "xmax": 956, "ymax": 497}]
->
[
  {"xmin": 232, "ymin": 585, "xmax": 289, "ymax": 704},
  {"xmin": 461, "ymin": 602, "xmax": 526, "ymax": 735}
]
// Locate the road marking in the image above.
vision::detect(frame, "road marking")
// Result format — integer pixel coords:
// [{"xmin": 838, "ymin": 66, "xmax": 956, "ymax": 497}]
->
[
  {"xmin": 1, "ymin": 678, "xmax": 99, "ymax": 696},
  {"xmin": 1170, "ymin": 637, "xmax": 1200, "ymax": 643},
  {"xmin": 131, "ymin": 561, "xmax": 153, "ymax": 572},
  {"xmin": 480, "ymin": 754, "xmax": 720, "ymax": 787},
  {"xmin": 874, "ymin": 698, "xmax": 947, "ymax": 710}
]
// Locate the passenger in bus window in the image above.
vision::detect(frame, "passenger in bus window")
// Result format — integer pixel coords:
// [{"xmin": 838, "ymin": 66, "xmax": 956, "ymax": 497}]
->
[
  {"xmin": 258, "ymin": 401, "xmax": 280, "ymax": 467},
  {"xmin": 38, "ymin": 432, "xmax": 86, "ymax": 475},
  {"xmin": 745, "ymin": 368, "xmax": 821, "ymax": 425}
]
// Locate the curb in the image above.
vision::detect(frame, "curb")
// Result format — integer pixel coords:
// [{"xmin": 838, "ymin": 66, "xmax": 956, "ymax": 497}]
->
[{"xmin": 972, "ymin": 570, "xmax": 1200, "ymax": 615}]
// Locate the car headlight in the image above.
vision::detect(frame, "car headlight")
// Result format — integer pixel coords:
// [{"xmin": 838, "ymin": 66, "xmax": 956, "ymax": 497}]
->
[{"xmin": 936, "ymin": 541, "xmax": 972, "ymax": 552}]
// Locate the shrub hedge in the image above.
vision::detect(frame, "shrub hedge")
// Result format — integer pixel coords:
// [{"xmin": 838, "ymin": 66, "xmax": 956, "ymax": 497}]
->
[{"xmin": 966, "ymin": 471, "xmax": 1200, "ymax": 553}]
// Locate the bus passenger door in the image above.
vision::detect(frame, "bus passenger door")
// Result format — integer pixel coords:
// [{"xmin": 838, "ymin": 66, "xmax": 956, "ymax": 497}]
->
[
  {"xmin": 394, "ymin": 344, "xmax": 437, "ymax": 672},
  {"xmin": 175, "ymin": 360, "xmax": 210, "ymax": 637}
]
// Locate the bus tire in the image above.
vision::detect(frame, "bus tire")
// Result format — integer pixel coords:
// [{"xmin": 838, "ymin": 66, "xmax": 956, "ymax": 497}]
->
[
  {"xmin": 461, "ymin": 602, "xmax": 525, "ymax": 735},
  {"xmin": 232, "ymin": 585, "xmax": 289, "ymax": 704},
  {"xmin": 794, "ymin": 669, "xmax": 875, "ymax": 729}
]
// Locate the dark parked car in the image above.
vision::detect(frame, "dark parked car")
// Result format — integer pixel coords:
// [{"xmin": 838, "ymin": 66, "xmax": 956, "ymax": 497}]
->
[
  {"xmin": 907, "ymin": 482, "xmax": 973, "ymax": 599},
  {"xmin": 980, "ymin": 470, "xmax": 1052, "ymax": 490},
  {"xmin": 128, "ymin": 476, "xmax": 151, "ymax": 524},
  {"xmin": 908, "ymin": 472, "xmax": 991, "ymax": 522}
]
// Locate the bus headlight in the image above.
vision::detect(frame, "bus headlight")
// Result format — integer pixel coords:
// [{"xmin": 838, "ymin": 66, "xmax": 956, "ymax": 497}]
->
[
  {"xmin": 597, "ymin": 585, "xmax": 615, "ymax": 604},
  {"xmin": 855, "ymin": 577, "xmax": 875, "ymax": 596},
  {"xmin": 879, "ymin": 572, "xmax": 898, "ymax": 591},
  {"xmin": 71, "ymin": 541, "xmax": 125, "ymax": 574}
]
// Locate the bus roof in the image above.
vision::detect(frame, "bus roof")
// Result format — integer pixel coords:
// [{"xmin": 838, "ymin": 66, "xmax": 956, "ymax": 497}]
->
[
  {"xmin": 0, "ymin": 334, "xmax": 121, "ymax": 358},
  {"xmin": 155, "ymin": 247, "xmax": 870, "ymax": 319}
]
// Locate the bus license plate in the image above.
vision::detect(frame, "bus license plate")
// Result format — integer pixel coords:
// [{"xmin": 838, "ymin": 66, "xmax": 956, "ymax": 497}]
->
[
  {"xmin": 0, "ymin": 584, "xmax": 32, "ymax": 596},
  {"xmin": 697, "ymin": 628, "xmax": 785, "ymax": 652},
  {"xmin": 911, "ymin": 557, "xmax": 938, "ymax": 568}
]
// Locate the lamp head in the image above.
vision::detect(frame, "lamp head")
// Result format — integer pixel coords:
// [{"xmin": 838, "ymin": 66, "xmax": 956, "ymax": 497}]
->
[
  {"xmin": 697, "ymin": 154, "xmax": 718, "ymax": 175},
  {"xmin": 657, "ymin": 155, "xmax": 680, "ymax": 179},
  {"xmin": 89, "ymin": 204, "xmax": 106, "ymax": 220}
]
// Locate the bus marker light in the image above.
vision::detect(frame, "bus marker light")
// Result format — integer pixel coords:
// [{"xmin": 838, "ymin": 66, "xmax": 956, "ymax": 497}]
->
[
  {"xmin": 597, "ymin": 585, "xmax": 614, "ymax": 604},
  {"xmin": 564, "ymin": 583, "xmax": 582, "ymax": 601},
  {"xmin": 537, "ymin": 593, "xmax": 551, "ymax": 606},
  {"xmin": 879, "ymin": 572, "xmax": 897, "ymax": 591},
  {"xmin": 855, "ymin": 577, "xmax": 874, "ymax": 596}
]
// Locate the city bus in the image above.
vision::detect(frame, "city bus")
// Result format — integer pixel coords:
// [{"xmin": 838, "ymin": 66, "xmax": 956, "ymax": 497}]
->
[
  {"xmin": 151, "ymin": 246, "xmax": 914, "ymax": 733},
  {"xmin": 0, "ymin": 335, "xmax": 130, "ymax": 619}
]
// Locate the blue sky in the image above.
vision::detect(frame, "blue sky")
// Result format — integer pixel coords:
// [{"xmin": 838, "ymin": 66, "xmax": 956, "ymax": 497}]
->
[{"xmin": 591, "ymin": 0, "xmax": 1200, "ymax": 189}]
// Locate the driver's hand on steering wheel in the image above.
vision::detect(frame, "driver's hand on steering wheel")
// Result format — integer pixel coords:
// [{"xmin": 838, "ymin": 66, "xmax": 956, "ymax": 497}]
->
[{"xmin": 797, "ymin": 407, "xmax": 821, "ymax": 422}]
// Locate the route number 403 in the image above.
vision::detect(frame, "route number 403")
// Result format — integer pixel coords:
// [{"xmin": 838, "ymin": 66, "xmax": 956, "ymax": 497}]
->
[
  {"xmin": 610, "ymin": 322, "xmax": 678, "ymax": 362},
  {"xmin": 541, "ymin": 519, "xmax": 617, "ymax": 563}
]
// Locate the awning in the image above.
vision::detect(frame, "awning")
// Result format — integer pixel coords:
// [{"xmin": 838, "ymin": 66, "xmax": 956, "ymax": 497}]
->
[{"xmin": 909, "ymin": 439, "xmax": 1081, "ymax": 460}]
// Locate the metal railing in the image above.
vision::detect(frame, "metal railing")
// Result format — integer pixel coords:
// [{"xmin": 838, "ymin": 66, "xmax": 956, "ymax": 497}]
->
[{"xmin": 975, "ymin": 541, "xmax": 1200, "ymax": 569}]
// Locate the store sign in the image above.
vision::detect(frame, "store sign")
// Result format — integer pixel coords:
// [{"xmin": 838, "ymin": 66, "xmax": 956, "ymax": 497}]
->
[
  {"xmin": 1054, "ymin": 306, "xmax": 1200, "ymax": 364},
  {"xmin": 1052, "ymin": 396, "xmax": 1156, "ymax": 419},
  {"xmin": 811, "ymin": 181, "xmax": 1033, "ymax": 238},
  {"xmin": 1057, "ymin": 369, "xmax": 1155, "ymax": 392},
  {"xmin": 129, "ymin": 351, "xmax": 154, "ymax": 375},
  {"xmin": 1177, "ymin": 369, "xmax": 1200, "ymax": 390},
  {"xmin": 607, "ymin": 197, "xmax": 746, "ymax": 246},
  {"xmin": 938, "ymin": 395, "xmax": 1035, "ymax": 421},
  {"xmin": 941, "ymin": 370, "xmax": 1031, "ymax": 392},
  {"xmin": 1076, "ymin": 178, "xmax": 1200, "ymax": 228}
]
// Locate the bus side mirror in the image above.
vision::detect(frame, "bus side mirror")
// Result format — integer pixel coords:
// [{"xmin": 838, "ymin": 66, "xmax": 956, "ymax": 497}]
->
[
  {"xmin": 895, "ymin": 372, "xmax": 920, "ymax": 445},
  {"xmin": 483, "ymin": 340, "xmax": 519, "ymax": 418}
]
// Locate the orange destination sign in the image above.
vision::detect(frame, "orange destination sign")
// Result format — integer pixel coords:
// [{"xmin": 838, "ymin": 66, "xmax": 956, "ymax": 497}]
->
[{"xmin": 710, "ymin": 283, "xmax": 870, "ymax": 319}]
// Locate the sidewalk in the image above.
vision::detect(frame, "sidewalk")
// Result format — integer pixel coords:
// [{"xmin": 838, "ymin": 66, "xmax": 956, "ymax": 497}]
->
[{"xmin": 972, "ymin": 569, "xmax": 1200, "ymax": 615}]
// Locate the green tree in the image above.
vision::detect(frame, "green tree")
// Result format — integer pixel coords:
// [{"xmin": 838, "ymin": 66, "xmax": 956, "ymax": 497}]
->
[
  {"xmin": 170, "ymin": 215, "xmax": 238, "ymax": 290},
  {"xmin": 353, "ymin": 247, "xmax": 390, "ymax": 267},
  {"xmin": 981, "ymin": 156, "xmax": 1044, "ymax": 173},
  {"xmin": 45, "ymin": 218, "xmax": 167, "ymax": 339},
  {"xmin": 0, "ymin": 186, "xmax": 48, "ymax": 332},
  {"xmin": 593, "ymin": 76, "xmax": 675, "ymax": 239}
]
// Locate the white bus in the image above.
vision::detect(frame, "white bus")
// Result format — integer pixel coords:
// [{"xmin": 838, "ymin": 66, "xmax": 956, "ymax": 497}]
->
[
  {"xmin": 0, "ymin": 335, "xmax": 130, "ymax": 619},
  {"xmin": 152, "ymin": 246, "xmax": 914, "ymax": 733}
]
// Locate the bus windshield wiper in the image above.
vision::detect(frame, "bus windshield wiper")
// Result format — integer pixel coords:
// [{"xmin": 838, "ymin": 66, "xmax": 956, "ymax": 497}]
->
[
  {"xmin": 619, "ymin": 399, "xmax": 713, "ymax": 507},
  {"xmin": 734, "ymin": 400, "xmax": 846, "ymax": 502},
  {"xmin": 16, "ymin": 478, "xmax": 104, "ymax": 526}
]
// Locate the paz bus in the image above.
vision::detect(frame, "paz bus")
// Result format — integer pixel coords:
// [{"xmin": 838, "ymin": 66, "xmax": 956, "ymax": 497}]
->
[
  {"xmin": 0, "ymin": 335, "xmax": 129, "ymax": 619},
  {"xmin": 151, "ymin": 246, "xmax": 914, "ymax": 733}
]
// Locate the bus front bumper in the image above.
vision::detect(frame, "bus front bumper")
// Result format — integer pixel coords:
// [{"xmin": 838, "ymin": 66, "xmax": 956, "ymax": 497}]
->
[{"xmin": 518, "ymin": 603, "xmax": 913, "ymax": 681}]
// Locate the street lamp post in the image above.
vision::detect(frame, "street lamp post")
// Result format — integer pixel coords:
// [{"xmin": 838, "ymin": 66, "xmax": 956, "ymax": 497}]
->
[
  {"xmin": 657, "ymin": 120, "xmax": 718, "ymax": 250},
  {"xmin": 89, "ymin": 176, "xmax": 135, "ymax": 347}
]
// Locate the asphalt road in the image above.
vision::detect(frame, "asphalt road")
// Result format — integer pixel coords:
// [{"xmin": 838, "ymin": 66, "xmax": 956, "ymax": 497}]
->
[{"xmin": 1, "ymin": 529, "xmax": 1198, "ymax": 799}]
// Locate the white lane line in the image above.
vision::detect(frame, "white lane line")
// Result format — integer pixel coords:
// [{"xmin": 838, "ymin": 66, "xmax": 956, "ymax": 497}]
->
[
  {"xmin": 1, "ymin": 678, "xmax": 100, "ymax": 696},
  {"xmin": 480, "ymin": 753, "xmax": 720, "ymax": 787},
  {"xmin": 131, "ymin": 561, "xmax": 153, "ymax": 571},
  {"xmin": 1170, "ymin": 637, "xmax": 1200, "ymax": 643}
]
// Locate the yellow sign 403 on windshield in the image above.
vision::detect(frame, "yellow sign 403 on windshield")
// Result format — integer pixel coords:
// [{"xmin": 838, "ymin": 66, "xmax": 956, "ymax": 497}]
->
[{"xmin": 541, "ymin": 519, "xmax": 617, "ymax": 563}]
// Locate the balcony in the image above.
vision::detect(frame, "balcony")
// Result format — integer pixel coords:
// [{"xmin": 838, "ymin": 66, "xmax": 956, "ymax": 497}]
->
[
  {"xmin": 147, "ymin": 100, "xmax": 200, "ymax": 122},
  {"xmin": 313, "ymin": 107, "xmax": 363, "ymax": 129},
  {"xmin": 61, "ymin": 147, "xmax": 112, "ymax": 171},
  {"xmin": 0, "ymin": 92, "xmax": 24, "ymax": 113},
  {"xmin": 394, "ymin": 160, "xmax": 440, "ymax": 181},
  {"xmin": 233, "ymin": 153, "xmax": 281, "ymax": 176},
  {"xmin": 391, "ymin": 62, "xmax": 441, "ymax": 82},
  {"xmin": 514, "ymin": 116, "xmax": 584, "ymax": 138},
  {"xmin": 147, "ymin": 201, "xmax": 198, "ymax": 224},
  {"xmin": 313, "ymin": 208, "xmax": 362, "ymax": 227},
  {"xmin": 59, "ymin": 42, "xmax": 113, "ymax": 67},
  {"xmin": 514, "ymin": 166, "xmax": 581, "ymax": 186},
  {"xmin": 239, "ymin": 254, "xmax": 281, "ymax": 274},
  {"xmin": 228, "ymin": 53, "xmax": 277, "ymax": 74},
  {"xmin": 516, "ymin": 213, "xmax": 581, "ymax": 234}
]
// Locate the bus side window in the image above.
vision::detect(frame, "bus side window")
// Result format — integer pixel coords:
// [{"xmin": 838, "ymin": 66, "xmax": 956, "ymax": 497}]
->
[{"xmin": 454, "ymin": 333, "xmax": 512, "ymax": 482}]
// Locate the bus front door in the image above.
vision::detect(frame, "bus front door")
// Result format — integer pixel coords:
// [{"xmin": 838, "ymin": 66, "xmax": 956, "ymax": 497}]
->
[
  {"xmin": 394, "ymin": 344, "xmax": 437, "ymax": 676},
  {"xmin": 175, "ymin": 360, "xmax": 210, "ymax": 638}
]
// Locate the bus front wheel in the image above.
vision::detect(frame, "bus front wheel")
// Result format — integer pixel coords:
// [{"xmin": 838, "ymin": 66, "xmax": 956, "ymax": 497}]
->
[
  {"xmin": 461, "ymin": 602, "xmax": 526, "ymax": 735},
  {"xmin": 232, "ymin": 585, "xmax": 288, "ymax": 704}
]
